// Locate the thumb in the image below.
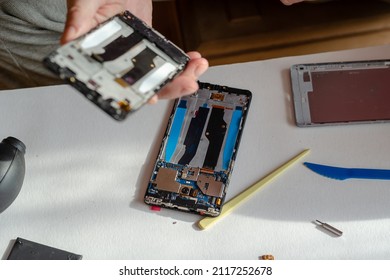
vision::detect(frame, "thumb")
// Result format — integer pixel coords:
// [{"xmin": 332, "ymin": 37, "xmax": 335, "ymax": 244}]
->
[{"xmin": 61, "ymin": 0, "xmax": 101, "ymax": 44}]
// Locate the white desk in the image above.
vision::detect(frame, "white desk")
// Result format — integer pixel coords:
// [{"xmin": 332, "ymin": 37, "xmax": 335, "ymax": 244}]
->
[{"xmin": 1, "ymin": 45, "xmax": 390, "ymax": 260}]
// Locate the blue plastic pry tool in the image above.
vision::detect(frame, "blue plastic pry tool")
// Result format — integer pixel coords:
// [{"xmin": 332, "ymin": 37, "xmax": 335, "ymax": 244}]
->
[{"xmin": 304, "ymin": 162, "xmax": 390, "ymax": 180}]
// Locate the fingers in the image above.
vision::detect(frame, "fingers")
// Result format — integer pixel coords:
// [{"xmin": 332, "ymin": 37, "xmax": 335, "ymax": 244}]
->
[
  {"xmin": 125, "ymin": 0, "xmax": 153, "ymax": 26},
  {"xmin": 61, "ymin": 0, "xmax": 100, "ymax": 44},
  {"xmin": 280, "ymin": 0, "xmax": 305, "ymax": 5},
  {"xmin": 61, "ymin": 0, "xmax": 131, "ymax": 44},
  {"xmin": 61, "ymin": 0, "xmax": 206, "ymax": 105},
  {"xmin": 151, "ymin": 52, "xmax": 209, "ymax": 102},
  {"xmin": 61, "ymin": 0, "xmax": 153, "ymax": 45}
]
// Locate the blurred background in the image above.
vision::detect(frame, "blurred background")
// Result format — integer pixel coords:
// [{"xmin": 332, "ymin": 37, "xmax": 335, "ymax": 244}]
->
[{"xmin": 153, "ymin": 0, "xmax": 390, "ymax": 65}]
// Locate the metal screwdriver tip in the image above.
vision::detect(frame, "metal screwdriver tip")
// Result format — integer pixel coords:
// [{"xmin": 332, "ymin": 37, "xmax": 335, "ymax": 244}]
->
[{"xmin": 315, "ymin": 220, "xmax": 343, "ymax": 237}]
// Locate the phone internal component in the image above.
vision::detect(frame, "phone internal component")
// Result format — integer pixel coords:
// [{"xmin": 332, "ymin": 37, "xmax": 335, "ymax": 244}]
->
[
  {"xmin": 290, "ymin": 60, "xmax": 390, "ymax": 126},
  {"xmin": 144, "ymin": 82, "xmax": 251, "ymax": 216},
  {"xmin": 44, "ymin": 11, "xmax": 189, "ymax": 120}
]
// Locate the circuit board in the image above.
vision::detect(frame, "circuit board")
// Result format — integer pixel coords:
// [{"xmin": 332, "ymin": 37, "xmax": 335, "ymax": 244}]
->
[{"xmin": 144, "ymin": 82, "xmax": 251, "ymax": 216}]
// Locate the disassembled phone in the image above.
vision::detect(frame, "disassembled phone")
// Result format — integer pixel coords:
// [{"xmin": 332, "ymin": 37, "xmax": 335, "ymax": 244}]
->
[
  {"xmin": 144, "ymin": 82, "xmax": 251, "ymax": 216},
  {"xmin": 43, "ymin": 11, "xmax": 189, "ymax": 121},
  {"xmin": 290, "ymin": 60, "xmax": 390, "ymax": 127}
]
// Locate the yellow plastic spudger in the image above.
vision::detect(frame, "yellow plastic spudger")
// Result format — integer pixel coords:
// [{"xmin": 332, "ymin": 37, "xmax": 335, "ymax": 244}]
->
[{"xmin": 197, "ymin": 149, "xmax": 310, "ymax": 230}]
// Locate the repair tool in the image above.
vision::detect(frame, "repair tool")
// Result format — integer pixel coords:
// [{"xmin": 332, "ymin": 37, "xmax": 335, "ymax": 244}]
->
[
  {"xmin": 304, "ymin": 162, "xmax": 390, "ymax": 180},
  {"xmin": 315, "ymin": 220, "xmax": 343, "ymax": 237},
  {"xmin": 198, "ymin": 149, "xmax": 310, "ymax": 230}
]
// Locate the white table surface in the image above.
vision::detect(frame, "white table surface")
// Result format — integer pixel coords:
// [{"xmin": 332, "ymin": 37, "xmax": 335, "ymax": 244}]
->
[{"xmin": 1, "ymin": 45, "xmax": 390, "ymax": 260}]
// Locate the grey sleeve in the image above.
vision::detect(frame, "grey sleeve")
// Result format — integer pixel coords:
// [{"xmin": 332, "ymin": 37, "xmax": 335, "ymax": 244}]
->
[{"xmin": 0, "ymin": 0, "xmax": 67, "ymax": 89}]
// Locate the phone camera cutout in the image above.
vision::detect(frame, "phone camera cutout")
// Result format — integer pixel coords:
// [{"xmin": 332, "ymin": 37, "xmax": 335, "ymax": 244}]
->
[{"xmin": 181, "ymin": 187, "xmax": 190, "ymax": 195}]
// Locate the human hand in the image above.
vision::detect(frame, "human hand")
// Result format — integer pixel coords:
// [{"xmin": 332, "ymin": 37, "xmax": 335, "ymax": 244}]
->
[
  {"xmin": 61, "ymin": 0, "xmax": 209, "ymax": 103},
  {"xmin": 148, "ymin": 51, "xmax": 209, "ymax": 104},
  {"xmin": 61, "ymin": 0, "xmax": 152, "ymax": 44},
  {"xmin": 280, "ymin": 0, "xmax": 305, "ymax": 5}
]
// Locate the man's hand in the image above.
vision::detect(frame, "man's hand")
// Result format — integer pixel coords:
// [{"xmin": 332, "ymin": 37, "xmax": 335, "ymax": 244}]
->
[
  {"xmin": 280, "ymin": 0, "xmax": 305, "ymax": 5},
  {"xmin": 61, "ymin": 0, "xmax": 209, "ymax": 102},
  {"xmin": 61, "ymin": 0, "xmax": 152, "ymax": 44},
  {"xmin": 148, "ymin": 52, "xmax": 209, "ymax": 104}
]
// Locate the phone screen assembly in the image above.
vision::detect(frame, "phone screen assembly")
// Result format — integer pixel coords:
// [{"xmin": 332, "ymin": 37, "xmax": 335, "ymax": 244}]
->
[
  {"xmin": 43, "ymin": 11, "xmax": 189, "ymax": 121},
  {"xmin": 290, "ymin": 60, "xmax": 390, "ymax": 127},
  {"xmin": 144, "ymin": 82, "xmax": 252, "ymax": 216}
]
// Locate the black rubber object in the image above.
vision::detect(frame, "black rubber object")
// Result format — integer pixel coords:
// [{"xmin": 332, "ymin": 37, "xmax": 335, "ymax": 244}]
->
[{"xmin": 0, "ymin": 137, "xmax": 26, "ymax": 214}]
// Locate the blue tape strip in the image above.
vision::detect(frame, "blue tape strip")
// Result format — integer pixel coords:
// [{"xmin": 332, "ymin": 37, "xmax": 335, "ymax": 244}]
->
[
  {"xmin": 223, "ymin": 107, "xmax": 243, "ymax": 170},
  {"xmin": 165, "ymin": 100, "xmax": 187, "ymax": 162}
]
